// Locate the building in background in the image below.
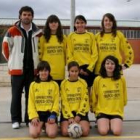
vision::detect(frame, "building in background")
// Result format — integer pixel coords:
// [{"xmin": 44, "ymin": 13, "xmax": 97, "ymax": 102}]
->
[{"xmin": 0, "ymin": 18, "xmax": 140, "ymax": 63}]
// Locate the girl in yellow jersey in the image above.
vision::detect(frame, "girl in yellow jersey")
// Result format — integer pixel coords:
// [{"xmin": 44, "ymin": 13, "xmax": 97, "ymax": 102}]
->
[
  {"xmin": 91, "ymin": 55, "xmax": 127, "ymax": 136},
  {"xmin": 67, "ymin": 15, "xmax": 98, "ymax": 88},
  {"xmin": 60, "ymin": 61, "xmax": 90, "ymax": 137},
  {"xmin": 95, "ymin": 13, "xmax": 134, "ymax": 75},
  {"xmin": 38, "ymin": 15, "xmax": 66, "ymax": 86},
  {"xmin": 28, "ymin": 61, "xmax": 59, "ymax": 138}
]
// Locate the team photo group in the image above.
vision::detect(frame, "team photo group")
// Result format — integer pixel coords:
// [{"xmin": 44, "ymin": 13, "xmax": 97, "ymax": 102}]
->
[{"xmin": 2, "ymin": 5, "xmax": 134, "ymax": 138}]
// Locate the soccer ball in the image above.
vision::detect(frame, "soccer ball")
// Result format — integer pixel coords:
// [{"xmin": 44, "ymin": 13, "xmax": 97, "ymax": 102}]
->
[{"xmin": 68, "ymin": 123, "xmax": 83, "ymax": 138}]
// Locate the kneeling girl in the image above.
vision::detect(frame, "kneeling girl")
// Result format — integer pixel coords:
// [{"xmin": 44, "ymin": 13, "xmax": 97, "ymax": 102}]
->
[
  {"xmin": 28, "ymin": 61, "xmax": 59, "ymax": 138},
  {"xmin": 60, "ymin": 61, "xmax": 90, "ymax": 137},
  {"xmin": 91, "ymin": 55, "xmax": 127, "ymax": 136}
]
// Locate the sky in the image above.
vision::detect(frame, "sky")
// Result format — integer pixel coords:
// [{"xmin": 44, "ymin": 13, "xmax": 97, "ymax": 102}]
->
[{"xmin": 0, "ymin": 0, "xmax": 140, "ymax": 20}]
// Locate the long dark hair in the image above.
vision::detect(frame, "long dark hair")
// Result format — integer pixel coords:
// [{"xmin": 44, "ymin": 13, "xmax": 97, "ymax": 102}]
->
[
  {"xmin": 100, "ymin": 55, "xmax": 121, "ymax": 80},
  {"xmin": 101, "ymin": 13, "xmax": 117, "ymax": 37},
  {"xmin": 43, "ymin": 15, "xmax": 63, "ymax": 43},
  {"xmin": 74, "ymin": 15, "xmax": 87, "ymax": 31},
  {"xmin": 35, "ymin": 61, "xmax": 53, "ymax": 83}
]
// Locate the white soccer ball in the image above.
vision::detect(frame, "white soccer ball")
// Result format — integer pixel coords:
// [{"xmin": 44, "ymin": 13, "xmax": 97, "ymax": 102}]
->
[{"xmin": 68, "ymin": 123, "xmax": 83, "ymax": 138}]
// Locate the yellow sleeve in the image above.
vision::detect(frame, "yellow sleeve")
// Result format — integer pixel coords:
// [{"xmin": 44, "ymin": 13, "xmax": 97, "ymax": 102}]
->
[
  {"xmin": 91, "ymin": 77, "xmax": 99, "ymax": 113},
  {"xmin": 28, "ymin": 82, "xmax": 39, "ymax": 120},
  {"xmin": 38, "ymin": 35, "xmax": 45, "ymax": 60},
  {"xmin": 87, "ymin": 33, "xmax": 98, "ymax": 72},
  {"xmin": 66, "ymin": 33, "xmax": 75, "ymax": 64},
  {"xmin": 60, "ymin": 80, "xmax": 74, "ymax": 119},
  {"xmin": 63, "ymin": 35, "xmax": 67, "ymax": 65},
  {"xmin": 51, "ymin": 82, "xmax": 60, "ymax": 115},
  {"xmin": 118, "ymin": 31, "xmax": 134, "ymax": 67},
  {"xmin": 121, "ymin": 76, "xmax": 127, "ymax": 106},
  {"xmin": 77, "ymin": 80, "xmax": 89, "ymax": 116}
]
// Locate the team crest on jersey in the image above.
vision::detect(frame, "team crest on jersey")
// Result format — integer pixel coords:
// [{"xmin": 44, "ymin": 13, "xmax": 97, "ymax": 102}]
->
[
  {"xmin": 100, "ymin": 38, "xmax": 103, "ymax": 41},
  {"xmin": 85, "ymin": 39, "xmax": 89, "ymax": 43},
  {"xmin": 73, "ymin": 39, "xmax": 76, "ymax": 42},
  {"xmin": 48, "ymin": 89, "xmax": 52, "ymax": 94},
  {"xmin": 111, "ymin": 38, "xmax": 115, "ymax": 42},
  {"xmin": 77, "ymin": 87, "xmax": 82, "ymax": 92},
  {"xmin": 115, "ymin": 83, "xmax": 119, "ymax": 89},
  {"xmin": 102, "ymin": 84, "xmax": 106, "ymax": 88},
  {"xmin": 66, "ymin": 88, "xmax": 70, "ymax": 92},
  {"xmin": 35, "ymin": 88, "xmax": 39, "ymax": 92}
]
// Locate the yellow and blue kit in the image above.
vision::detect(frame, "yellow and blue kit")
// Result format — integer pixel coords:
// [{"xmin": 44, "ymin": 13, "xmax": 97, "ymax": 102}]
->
[{"xmin": 28, "ymin": 81, "xmax": 59, "ymax": 120}]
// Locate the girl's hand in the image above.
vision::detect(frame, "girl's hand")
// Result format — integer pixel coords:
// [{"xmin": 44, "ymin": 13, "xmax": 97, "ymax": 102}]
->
[
  {"xmin": 122, "ymin": 64, "xmax": 127, "ymax": 70},
  {"xmin": 83, "ymin": 71, "xmax": 89, "ymax": 76},
  {"xmin": 75, "ymin": 116, "xmax": 81, "ymax": 123},
  {"xmin": 68, "ymin": 118, "xmax": 74, "ymax": 124},
  {"xmin": 31, "ymin": 118, "xmax": 40, "ymax": 126},
  {"xmin": 80, "ymin": 69, "xmax": 85, "ymax": 75},
  {"xmin": 80, "ymin": 69, "xmax": 89, "ymax": 76}
]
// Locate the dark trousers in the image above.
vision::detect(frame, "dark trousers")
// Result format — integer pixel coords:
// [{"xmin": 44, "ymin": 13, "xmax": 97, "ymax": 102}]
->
[{"xmin": 11, "ymin": 69, "xmax": 34, "ymax": 123}]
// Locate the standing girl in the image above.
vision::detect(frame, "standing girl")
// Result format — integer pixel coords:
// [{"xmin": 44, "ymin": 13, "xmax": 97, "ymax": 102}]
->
[
  {"xmin": 60, "ymin": 61, "xmax": 90, "ymax": 137},
  {"xmin": 38, "ymin": 15, "xmax": 66, "ymax": 86},
  {"xmin": 28, "ymin": 61, "xmax": 59, "ymax": 138},
  {"xmin": 67, "ymin": 15, "xmax": 98, "ymax": 88},
  {"xmin": 91, "ymin": 55, "xmax": 127, "ymax": 136},
  {"xmin": 95, "ymin": 13, "xmax": 134, "ymax": 75}
]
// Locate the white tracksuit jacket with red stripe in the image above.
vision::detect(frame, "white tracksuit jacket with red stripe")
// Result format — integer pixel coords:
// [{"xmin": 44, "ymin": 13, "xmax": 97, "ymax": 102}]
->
[{"xmin": 2, "ymin": 21, "xmax": 42, "ymax": 75}]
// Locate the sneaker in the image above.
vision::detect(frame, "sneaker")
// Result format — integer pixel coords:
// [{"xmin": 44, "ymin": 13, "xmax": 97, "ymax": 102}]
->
[{"xmin": 12, "ymin": 122, "xmax": 20, "ymax": 129}]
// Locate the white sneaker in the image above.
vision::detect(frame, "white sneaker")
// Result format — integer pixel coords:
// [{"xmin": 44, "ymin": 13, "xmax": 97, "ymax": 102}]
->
[{"xmin": 12, "ymin": 122, "xmax": 20, "ymax": 129}]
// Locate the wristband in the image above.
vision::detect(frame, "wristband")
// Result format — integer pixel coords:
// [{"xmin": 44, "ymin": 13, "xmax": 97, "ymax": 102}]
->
[{"xmin": 49, "ymin": 114, "xmax": 56, "ymax": 119}]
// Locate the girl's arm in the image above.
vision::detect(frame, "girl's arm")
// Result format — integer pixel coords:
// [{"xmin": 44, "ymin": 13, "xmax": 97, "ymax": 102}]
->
[
  {"xmin": 122, "ymin": 76, "xmax": 127, "ymax": 106},
  {"xmin": 66, "ymin": 34, "xmax": 75, "ymax": 64},
  {"xmin": 118, "ymin": 31, "xmax": 134, "ymax": 68},
  {"xmin": 48, "ymin": 82, "xmax": 60, "ymax": 124},
  {"xmin": 60, "ymin": 81, "xmax": 74, "ymax": 119},
  {"xmin": 51, "ymin": 82, "xmax": 60, "ymax": 115},
  {"xmin": 28, "ymin": 82, "xmax": 39, "ymax": 120},
  {"xmin": 87, "ymin": 33, "xmax": 98, "ymax": 72},
  {"xmin": 63, "ymin": 35, "xmax": 67, "ymax": 65},
  {"xmin": 38, "ymin": 35, "xmax": 45, "ymax": 61},
  {"xmin": 91, "ymin": 77, "xmax": 99, "ymax": 113},
  {"xmin": 77, "ymin": 80, "xmax": 89, "ymax": 116}
]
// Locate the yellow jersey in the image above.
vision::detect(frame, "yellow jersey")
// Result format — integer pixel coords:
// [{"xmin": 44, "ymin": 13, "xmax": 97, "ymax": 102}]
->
[
  {"xmin": 67, "ymin": 32, "xmax": 98, "ymax": 72},
  {"xmin": 91, "ymin": 76, "xmax": 127, "ymax": 118},
  {"xmin": 38, "ymin": 35, "xmax": 66, "ymax": 80},
  {"xmin": 60, "ymin": 78, "xmax": 89, "ymax": 119},
  {"xmin": 28, "ymin": 81, "xmax": 59, "ymax": 120},
  {"xmin": 95, "ymin": 31, "xmax": 134, "ymax": 74}
]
